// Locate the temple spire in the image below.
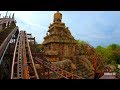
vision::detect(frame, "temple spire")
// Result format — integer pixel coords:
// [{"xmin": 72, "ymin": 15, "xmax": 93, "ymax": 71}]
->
[
  {"xmin": 9, "ymin": 13, "xmax": 11, "ymax": 18},
  {"xmin": 2, "ymin": 17, "xmax": 5, "ymax": 23},
  {"xmin": 12, "ymin": 13, "xmax": 14, "ymax": 19},
  {"xmin": 5, "ymin": 11, "xmax": 8, "ymax": 18},
  {"xmin": 53, "ymin": 11, "xmax": 62, "ymax": 22}
]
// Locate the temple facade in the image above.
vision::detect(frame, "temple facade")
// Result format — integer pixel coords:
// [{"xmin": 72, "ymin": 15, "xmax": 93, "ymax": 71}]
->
[{"xmin": 42, "ymin": 11, "xmax": 77, "ymax": 62}]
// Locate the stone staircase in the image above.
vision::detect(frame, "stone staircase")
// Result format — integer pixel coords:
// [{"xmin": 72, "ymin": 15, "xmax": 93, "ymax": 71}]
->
[{"xmin": 76, "ymin": 61, "xmax": 94, "ymax": 79}]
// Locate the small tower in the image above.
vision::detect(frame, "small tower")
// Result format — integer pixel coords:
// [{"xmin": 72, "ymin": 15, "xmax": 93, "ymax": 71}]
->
[
  {"xmin": 12, "ymin": 13, "xmax": 14, "ymax": 20},
  {"xmin": 5, "ymin": 11, "xmax": 8, "ymax": 18},
  {"xmin": 7, "ymin": 14, "xmax": 11, "ymax": 27},
  {"xmin": 9, "ymin": 13, "xmax": 11, "ymax": 18}
]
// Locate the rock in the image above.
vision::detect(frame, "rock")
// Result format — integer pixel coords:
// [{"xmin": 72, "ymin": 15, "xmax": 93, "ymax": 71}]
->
[
  {"xmin": 71, "ymin": 63, "xmax": 77, "ymax": 70},
  {"xmin": 52, "ymin": 59, "xmax": 72, "ymax": 71}
]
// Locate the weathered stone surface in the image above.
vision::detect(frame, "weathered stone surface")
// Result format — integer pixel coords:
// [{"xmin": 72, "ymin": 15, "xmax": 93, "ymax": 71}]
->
[
  {"xmin": 73, "ymin": 43, "xmax": 104, "ymax": 78},
  {"xmin": 52, "ymin": 59, "xmax": 72, "ymax": 72},
  {"xmin": 42, "ymin": 11, "xmax": 77, "ymax": 62},
  {"xmin": 71, "ymin": 55, "xmax": 95, "ymax": 78}
]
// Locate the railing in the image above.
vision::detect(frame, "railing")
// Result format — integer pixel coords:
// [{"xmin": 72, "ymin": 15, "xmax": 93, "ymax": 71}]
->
[
  {"xmin": 11, "ymin": 31, "xmax": 39, "ymax": 79},
  {"xmin": 35, "ymin": 57, "xmax": 84, "ymax": 79},
  {"xmin": 0, "ymin": 26, "xmax": 19, "ymax": 64},
  {"xmin": 11, "ymin": 32, "xmax": 20, "ymax": 79}
]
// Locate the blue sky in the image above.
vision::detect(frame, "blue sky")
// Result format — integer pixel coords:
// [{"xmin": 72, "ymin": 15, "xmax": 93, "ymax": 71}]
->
[{"xmin": 0, "ymin": 11, "xmax": 120, "ymax": 47}]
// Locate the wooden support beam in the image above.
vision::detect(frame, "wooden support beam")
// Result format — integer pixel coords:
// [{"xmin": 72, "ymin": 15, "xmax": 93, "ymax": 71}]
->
[
  {"xmin": 28, "ymin": 38, "xmax": 34, "ymax": 40},
  {"xmin": 27, "ymin": 34, "xmax": 31, "ymax": 36}
]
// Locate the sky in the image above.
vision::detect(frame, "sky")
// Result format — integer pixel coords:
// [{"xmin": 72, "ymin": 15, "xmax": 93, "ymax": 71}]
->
[{"xmin": 0, "ymin": 11, "xmax": 120, "ymax": 48}]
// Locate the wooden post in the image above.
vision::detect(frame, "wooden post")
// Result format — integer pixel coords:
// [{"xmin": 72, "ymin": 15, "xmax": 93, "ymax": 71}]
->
[{"xmin": 34, "ymin": 37, "xmax": 35, "ymax": 53}]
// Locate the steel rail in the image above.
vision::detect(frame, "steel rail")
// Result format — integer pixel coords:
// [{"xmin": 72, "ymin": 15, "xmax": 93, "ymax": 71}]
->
[{"xmin": 25, "ymin": 32, "xmax": 39, "ymax": 79}]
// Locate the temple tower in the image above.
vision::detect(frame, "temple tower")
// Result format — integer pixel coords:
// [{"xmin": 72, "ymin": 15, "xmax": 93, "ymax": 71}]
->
[{"xmin": 42, "ymin": 11, "xmax": 77, "ymax": 62}]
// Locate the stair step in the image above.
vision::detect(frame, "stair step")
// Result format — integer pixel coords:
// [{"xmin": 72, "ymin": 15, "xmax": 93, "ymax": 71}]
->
[
  {"xmin": 82, "ymin": 71, "xmax": 90, "ymax": 75},
  {"xmin": 83, "ymin": 72, "xmax": 94, "ymax": 78},
  {"xmin": 87, "ymin": 72, "xmax": 94, "ymax": 76},
  {"xmin": 78, "ymin": 66, "xmax": 85, "ymax": 70},
  {"xmin": 87, "ymin": 74, "xmax": 94, "ymax": 79},
  {"xmin": 79, "ymin": 68, "xmax": 88, "ymax": 71},
  {"xmin": 79, "ymin": 65, "xmax": 84, "ymax": 68}
]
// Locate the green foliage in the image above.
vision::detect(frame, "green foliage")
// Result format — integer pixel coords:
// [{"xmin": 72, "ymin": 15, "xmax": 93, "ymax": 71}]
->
[
  {"xmin": 76, "ymin": 40, "xmax": 87, "ymax": 45},
  {"xmin": 95, "ymin": 46, "xmax": 107, "ymax": 65},
  {"xmin": 35, "ymin": 43, "xmax": 44, "ymax": 52},
  {"xmin": 95, "ymin": 44, "xmax": 120, "ymax": 67}
]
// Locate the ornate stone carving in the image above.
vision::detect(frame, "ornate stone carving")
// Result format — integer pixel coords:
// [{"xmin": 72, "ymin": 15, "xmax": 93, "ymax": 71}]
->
[{"xmin": 42, "ymin": 11, "xmax": 77, "ymax": 62}]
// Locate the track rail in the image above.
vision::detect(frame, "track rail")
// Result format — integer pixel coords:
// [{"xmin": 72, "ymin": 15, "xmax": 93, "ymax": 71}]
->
[
  {"xmin": 11, "ymin": 31, "xmax": 39, "ymax": 79},
  {"xmin": 1, "ymin": 29, "xmax": 84, "ymax": 79},
  {"xmin": 35, "ymin": 57, "xmax": 83, "ymax": 79},
  {"xmin": 0, "ymin": 26, "xmax": 19, "ymax": 64}
]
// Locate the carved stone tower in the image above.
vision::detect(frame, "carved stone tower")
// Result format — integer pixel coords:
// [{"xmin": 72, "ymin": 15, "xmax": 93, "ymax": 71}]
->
[{"xmin": 42, "ymin": 11, "xmax": 77, "ymax": 62}]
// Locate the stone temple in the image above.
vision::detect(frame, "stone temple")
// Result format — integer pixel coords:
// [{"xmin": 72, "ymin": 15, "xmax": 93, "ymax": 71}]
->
[{"xmin": 42, "ymin": 11, "xmax": 77, "ymax": 62}]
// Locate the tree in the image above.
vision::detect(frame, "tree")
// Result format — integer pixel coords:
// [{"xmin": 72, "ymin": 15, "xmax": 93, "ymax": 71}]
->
[
  {"xmin": 76, "ymin": 40, "xmax": 87, "ymax": 45},
  {"xmin": 96, "ymin": 44, "xmax": 120, "ymax": 67},
  {"xmin": 96, "ymin": 46, "xmax": 109, "ymax": 66},
  {"xmin": 35, "ymin": 42, "xmax": 44, "ymax": 53},
  {"xmin": 108, "ymin": 44, "xmax": 120, "ymax": 64}
]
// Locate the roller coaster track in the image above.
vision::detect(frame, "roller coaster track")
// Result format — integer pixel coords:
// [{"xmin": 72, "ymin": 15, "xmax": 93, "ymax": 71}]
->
[
  {"xmin": 0, "ymin": 26, "xmax": 19, "ymax": 64},
  {"xmin": 0, "ymin": 29, "xmax": 83, "ymax": 79},
  {"xmin": 11, "ymin": 31, "xmax": 39, "ymax": 79}
]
